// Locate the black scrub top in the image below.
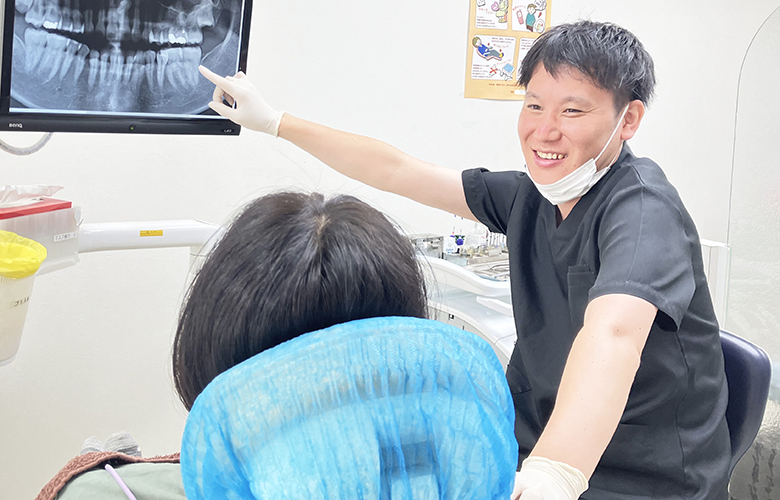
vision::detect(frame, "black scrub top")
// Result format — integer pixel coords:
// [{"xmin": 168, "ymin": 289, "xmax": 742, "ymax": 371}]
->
[{"xmin": 462, "ymin": 145, "xmax": 730, "ymax": 500}]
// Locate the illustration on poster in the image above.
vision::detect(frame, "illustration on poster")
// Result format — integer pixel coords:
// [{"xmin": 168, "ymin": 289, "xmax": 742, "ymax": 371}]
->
[
  {"xmin": 467, "ymin": 0, "xmax": 548, "ymax": 98},
  {"xmin": 473, "ymin": 37, "xmax": 504, "ymax": 61},
  {"xmin": 514, "ymin": 1, "xmax": 547, "ymax": 33},
  {"xmin": 492, "ymin": 0, "xmax": 509, "ymax": 24},
  {"xmin": 490, "ymin": 62, "xmax": 515, "ymax": 80}
]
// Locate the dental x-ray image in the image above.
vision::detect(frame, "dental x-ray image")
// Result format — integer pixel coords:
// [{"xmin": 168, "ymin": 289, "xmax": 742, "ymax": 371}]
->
[{"xmin": 9, "ymin": 0, "xmax": 244, "ymax": 115}]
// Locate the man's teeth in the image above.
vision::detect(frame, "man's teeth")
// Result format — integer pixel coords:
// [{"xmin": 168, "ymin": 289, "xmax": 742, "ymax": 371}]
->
[
  {"xmin": 537, "ymin": 152, "xmax": 566, "ymax": 160},
  {"xmin": 23, "ymin": 28, "xmax": 203, "ymax": 89}
]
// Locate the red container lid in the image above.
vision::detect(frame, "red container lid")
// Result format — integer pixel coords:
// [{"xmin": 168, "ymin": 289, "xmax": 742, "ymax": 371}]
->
[{"xmin": 0, "ymin": 198, "xmax": 72, "ymax": 220}]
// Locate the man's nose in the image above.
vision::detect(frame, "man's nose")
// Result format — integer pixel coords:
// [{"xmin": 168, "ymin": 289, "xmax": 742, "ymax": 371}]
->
[{"xmin": 533, "ymin": 113, "xmax": 562, "ymax": 141}]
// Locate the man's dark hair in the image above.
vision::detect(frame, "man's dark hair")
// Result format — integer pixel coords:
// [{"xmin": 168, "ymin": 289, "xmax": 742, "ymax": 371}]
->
[
  {"xmin": 518, "ymin": 20, "xmax": 656, "ymax": 110},
  {"xmin": 172, "ymin": 192, "xmax": 428, "ymax": 410}
]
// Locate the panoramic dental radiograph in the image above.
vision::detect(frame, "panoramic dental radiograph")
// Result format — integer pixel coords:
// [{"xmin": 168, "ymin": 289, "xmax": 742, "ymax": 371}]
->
[{"xmin": 10, "ymin": 0, "xmax": 243, "ymax": 114}]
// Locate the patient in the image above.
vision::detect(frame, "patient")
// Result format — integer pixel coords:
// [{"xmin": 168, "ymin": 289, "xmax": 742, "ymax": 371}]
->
[
  {"xmin": 172, "ymin": 191, "xmax": 428, "ymax": 409},
  {"xmin": 172, "ymin": 191, "xmax": 519, "ymax": 499}
]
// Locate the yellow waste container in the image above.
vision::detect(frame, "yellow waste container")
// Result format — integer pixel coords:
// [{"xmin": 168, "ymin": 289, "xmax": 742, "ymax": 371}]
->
[{"xmin": 0, "ymin": 230, "xmax": 47, "ymax": 365}]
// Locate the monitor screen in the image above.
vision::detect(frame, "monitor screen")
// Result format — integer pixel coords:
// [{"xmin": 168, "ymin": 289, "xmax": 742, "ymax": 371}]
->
[{"xmin": 0, "ymin": 0, "xmax": 252, "ymax": 134}]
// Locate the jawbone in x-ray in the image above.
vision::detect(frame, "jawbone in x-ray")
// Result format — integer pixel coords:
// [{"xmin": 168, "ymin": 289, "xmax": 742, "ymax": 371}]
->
[{"xmin": 11, "ymin": 0, "xmax": 242, "ymax": 115}]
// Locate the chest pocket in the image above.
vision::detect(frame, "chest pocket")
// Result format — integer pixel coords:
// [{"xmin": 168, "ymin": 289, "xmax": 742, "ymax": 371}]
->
[{"xmin": 567, "ymin": 265, "xmax": 596, "ymax": 332}]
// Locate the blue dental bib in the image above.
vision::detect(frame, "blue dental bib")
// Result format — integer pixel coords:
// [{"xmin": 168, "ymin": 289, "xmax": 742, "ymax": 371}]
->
[{"xmin": 181, "ymin": 316, "xmax": 517, "ymax": 500}]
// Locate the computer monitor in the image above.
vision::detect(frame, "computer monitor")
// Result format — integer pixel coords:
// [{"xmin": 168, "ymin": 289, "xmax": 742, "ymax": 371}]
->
[{"xmin": 0, "ymin": 0, "xmax": 252, "ymax": 135}]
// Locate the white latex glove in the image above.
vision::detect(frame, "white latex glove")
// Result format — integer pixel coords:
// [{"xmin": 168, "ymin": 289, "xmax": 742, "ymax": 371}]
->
[
  {"xmin": 198, "ymin": 65, "xmax": 285, "ymax": 136},
  {"xmin": 511, "ymin": 457, "xmax": 589, "ymax": 500}
]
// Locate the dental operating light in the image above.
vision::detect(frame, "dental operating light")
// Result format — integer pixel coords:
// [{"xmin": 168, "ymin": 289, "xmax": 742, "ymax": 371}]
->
[{"xmin": 0, "ymin": 0, "xmax": 252, "ymax": 134}]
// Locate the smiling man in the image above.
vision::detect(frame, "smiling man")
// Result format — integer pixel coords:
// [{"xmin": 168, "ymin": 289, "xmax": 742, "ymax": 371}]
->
[
  {"xmin": 199, "ymin": 20, "xmax": 729, "ymax": 500},
  {"xmin": 461, "ymin": 22, "xmax": 729, "ymax": 500}
]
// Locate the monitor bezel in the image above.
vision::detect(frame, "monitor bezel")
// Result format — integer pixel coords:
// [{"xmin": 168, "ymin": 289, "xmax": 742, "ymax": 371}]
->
[{"xmin": 0, "ymin": 0, "xmax": 251, "ymax": 135}]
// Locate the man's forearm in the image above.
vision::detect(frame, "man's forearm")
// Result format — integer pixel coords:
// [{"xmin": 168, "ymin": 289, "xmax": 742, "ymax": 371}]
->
[
  {"xmin": 279, "ymin": 114, "xmax": 409, "ymax": 192},
  {"xmin": 530, "ymin": 323, "xmax": 642, "ymax": 477},
  {"xmin": 529, "ymin": 294, "xmax": 656, "ymax": 478},
  {"xmin": 278, "ymin": 114, "xmax": 475, "ymax": 219}
]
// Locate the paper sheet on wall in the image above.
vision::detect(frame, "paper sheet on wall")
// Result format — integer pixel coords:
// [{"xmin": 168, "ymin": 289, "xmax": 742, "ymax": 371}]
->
[{"xmin": 465, "ymin": 0, "xmax": 551, "ymax": 100}]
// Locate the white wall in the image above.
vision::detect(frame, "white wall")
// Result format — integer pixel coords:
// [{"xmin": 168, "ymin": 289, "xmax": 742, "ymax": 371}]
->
[{"xmin": 2, "ymin": 1, "xmax": 778, "ymax": 498}]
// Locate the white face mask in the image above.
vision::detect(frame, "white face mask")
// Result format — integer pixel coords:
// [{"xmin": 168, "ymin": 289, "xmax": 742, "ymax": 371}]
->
[{"xmin": 527, "ymin": 105, "xmax": 629, "ymax": 206}]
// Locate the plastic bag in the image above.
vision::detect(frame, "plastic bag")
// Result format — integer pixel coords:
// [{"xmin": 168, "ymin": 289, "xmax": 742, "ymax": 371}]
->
[{"xmin": 0, "ymin": 230, "xmax": 47, "ymax": 279}]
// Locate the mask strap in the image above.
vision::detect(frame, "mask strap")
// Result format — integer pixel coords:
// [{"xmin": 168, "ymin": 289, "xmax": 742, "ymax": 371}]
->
[{"xmin": 594, "ymin": 105, "xmax": 630, "ymax": 163}]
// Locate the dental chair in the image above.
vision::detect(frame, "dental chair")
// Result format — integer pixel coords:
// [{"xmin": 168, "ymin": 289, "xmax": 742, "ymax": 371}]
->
[
  {"xmin": 720, "ymin": 329, "xmax": 772, "ymax": 476},
  {"xmin": 180, "ymin": 316, "xmax": 518, "ymax": 500}
]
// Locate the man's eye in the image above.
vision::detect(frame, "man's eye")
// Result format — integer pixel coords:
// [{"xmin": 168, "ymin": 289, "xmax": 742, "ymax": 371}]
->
[
  {"xmin": 564, "ymin": 108, "xmax": 582, "ymax": 114},
  {"xmin": 526, "ymin": 104, "xmax": 542, "ymax": 110}
]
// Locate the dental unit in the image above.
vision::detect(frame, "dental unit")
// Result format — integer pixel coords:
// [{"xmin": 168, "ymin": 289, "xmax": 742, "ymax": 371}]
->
[{"xmin": 0, "ymin": 190, "xmax": 732, "ymax": 372}]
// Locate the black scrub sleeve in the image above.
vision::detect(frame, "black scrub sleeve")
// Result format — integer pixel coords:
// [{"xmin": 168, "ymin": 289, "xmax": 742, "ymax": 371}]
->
[
  {"xmin": 461, "ymin": 168, "xmax": 525, "ymax": 235},
  {"xmin": 588, "ymin": 180, "xmax": 696, "ymax": 332}
]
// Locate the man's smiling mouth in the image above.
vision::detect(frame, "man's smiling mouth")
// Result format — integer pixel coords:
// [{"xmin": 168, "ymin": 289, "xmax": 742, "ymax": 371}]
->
[{"xmin": 535, "ymin": 151, "xmax": 567, "ymax": 160}]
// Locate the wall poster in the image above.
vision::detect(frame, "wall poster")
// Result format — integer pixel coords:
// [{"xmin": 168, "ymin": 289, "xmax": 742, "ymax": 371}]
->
[{"xmin": 465, "ymin": 0, "xmax": 551, "ymax": 100}]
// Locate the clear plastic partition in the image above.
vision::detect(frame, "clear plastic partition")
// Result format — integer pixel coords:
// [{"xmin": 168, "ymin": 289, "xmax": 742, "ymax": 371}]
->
[
  {"xmin": 726, "ymin": 6, "xmax": 780, "ymax": 395},
  {"xmin": 726, "ymin": 6, "xmax": 780, "ymax": 498}
]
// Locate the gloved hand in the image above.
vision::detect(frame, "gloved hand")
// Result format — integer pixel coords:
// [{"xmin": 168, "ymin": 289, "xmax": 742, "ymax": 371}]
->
[
  {"xmin": 198, "ymin": 66, "xmax": 285, "ymax": 136},
  {"xmin": 511, "ymin": 456, "xmax": 589, "ymax": 500}
]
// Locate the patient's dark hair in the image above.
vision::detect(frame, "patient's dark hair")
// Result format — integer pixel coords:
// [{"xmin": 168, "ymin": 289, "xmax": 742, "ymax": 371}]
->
[
  {"xmin": 172, "ymin": 192, "xmax": 427, "ymax": 410},
  {"xmin": 518, "ymin": 20, "xmax": 656, "ymax": 110}
]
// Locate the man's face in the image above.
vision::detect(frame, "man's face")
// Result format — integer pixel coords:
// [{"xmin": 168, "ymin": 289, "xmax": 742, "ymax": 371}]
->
[{"xmin": 517, "ymin": 65, "xmax": 625, "ymax": 186}]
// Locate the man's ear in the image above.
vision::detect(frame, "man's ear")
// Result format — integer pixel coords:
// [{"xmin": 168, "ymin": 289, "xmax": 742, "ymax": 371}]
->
[{"xmin": 620, "ymin": 100, "xmax": 645, "ymax": 141}]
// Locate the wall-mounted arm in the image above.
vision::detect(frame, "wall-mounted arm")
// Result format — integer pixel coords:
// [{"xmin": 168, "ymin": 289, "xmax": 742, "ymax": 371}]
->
[{"xmin": 78, "ymin": 220, "xmax": 222, "ymax": 254}]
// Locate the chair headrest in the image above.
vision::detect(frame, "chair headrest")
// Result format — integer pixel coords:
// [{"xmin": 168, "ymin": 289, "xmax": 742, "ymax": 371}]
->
[{"xmin": 181, "ymin": 316, "xmax": 518, "ymax": 499}]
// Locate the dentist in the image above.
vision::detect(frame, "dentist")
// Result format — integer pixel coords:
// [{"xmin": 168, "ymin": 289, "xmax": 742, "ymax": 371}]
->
[{"xmin": 199, "ymin": 20, "xmax": 730, "ymax": 500}]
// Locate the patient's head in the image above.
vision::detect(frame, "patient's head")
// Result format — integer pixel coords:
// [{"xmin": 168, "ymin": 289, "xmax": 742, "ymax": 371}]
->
[{"xmin": 172, "ymin": 192, "xmax": 427, "ymax": 410}]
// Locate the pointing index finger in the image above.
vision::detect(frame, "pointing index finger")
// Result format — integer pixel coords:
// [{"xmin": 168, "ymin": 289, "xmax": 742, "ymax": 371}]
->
[{"xmin": 199, "ymin": 65, "xmax": 235, "ymax": 91}]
